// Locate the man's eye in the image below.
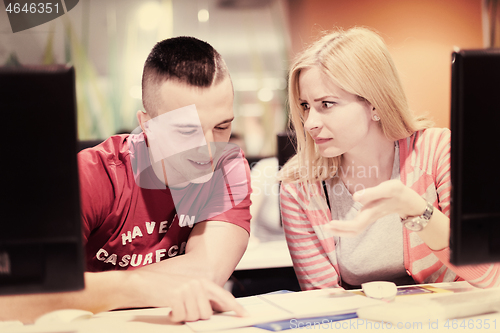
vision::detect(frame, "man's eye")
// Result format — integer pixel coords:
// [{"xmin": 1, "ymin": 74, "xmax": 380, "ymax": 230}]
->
[{"xmin": 179, "ymin": 130, "xmax": 197, "ymax": 135}]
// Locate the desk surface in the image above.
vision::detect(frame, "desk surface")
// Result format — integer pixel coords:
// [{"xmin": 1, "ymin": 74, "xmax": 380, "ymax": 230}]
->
[{"xmin": 6, "ymin": 282, "xmax": 500, "ymax": 333}]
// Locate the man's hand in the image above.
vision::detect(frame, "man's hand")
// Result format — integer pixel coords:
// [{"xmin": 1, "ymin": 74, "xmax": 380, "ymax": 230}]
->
[
  {"xmin": 128, "ymin": 267, "xmax": 247, "ymax": 322},
  {"xmin": 324, "ymin": 179, "xmax": 426, "ymax": 237},
  {"xmin": 166, "ymin": 276, "xmax": 247, "ymax": 322}
]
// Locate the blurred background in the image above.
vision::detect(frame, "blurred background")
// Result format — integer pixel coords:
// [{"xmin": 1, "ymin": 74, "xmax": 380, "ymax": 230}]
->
[{"xmin": 0, "ymin": 0, "xmax": 499, "ymax": 159}]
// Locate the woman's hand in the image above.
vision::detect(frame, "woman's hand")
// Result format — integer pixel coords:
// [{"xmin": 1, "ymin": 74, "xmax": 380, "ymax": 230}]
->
[{"xmin": 324, "ymin": 179, "xmax": 427, "ymax": 237}]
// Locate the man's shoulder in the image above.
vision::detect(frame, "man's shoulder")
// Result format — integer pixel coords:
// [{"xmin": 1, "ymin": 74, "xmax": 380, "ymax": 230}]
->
[
  {"xmin": 77, "ymin": 134, "xmax": 135, "ymax": 188},
  {"xmin": 78, "ymin": 134, "xmax": 131, "ymax": 167}
]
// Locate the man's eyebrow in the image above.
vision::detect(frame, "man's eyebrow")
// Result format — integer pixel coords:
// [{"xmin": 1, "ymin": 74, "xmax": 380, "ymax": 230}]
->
[
  {"xmin": 216, "ymin": 117, "xmax": 234, "ymax": 126},
  {"xmin": 169, "ymin": 117, "xmax": 234, "ymax": 128}
]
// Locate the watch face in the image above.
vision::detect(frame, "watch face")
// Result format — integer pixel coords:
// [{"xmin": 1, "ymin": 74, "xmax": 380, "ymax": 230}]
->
[
  {"xmin": 404, "ymin": 218, "xmax": 425, "ymax": 231},
  {"xmin": 402, "ymin": 202, "xmax": 433, "ymax": 231}
]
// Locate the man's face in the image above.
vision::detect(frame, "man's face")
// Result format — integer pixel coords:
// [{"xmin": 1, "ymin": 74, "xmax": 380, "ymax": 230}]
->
[{"xmin": 141, "ymin": 77, "xmax": 234, "ymax": 187}]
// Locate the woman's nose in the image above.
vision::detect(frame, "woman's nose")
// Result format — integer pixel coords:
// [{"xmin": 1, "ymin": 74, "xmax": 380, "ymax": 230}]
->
[{"xmin": 304, "ymin": 109, "xmax": 322, "ymax": 135}]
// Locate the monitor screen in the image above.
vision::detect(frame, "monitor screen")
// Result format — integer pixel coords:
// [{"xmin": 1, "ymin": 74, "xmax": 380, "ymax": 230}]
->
[
  {"xmin": 0, "ymin": 65, "xmax": 84, "ymax": 294},
  {"xmin": 450, "ymin": 49, "xmax": 500, "ymax": 265},
  {"xmin": 277, "ymin": 132, "xmax": 296, "ymax": 168}
]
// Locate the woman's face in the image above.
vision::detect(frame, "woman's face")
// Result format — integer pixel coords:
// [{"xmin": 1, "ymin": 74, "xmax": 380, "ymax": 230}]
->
[{"xmin": 299, "ymin": 66, "xmax": 376, "ymax": 158}]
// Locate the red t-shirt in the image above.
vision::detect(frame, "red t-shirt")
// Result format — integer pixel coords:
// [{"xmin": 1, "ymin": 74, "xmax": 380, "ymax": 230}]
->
[{"xmin": 78, "ymin": 134, "xmax": 251, "ymax": 272}]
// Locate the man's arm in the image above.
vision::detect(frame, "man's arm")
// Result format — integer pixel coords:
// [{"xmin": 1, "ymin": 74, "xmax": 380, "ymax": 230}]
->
[
  {"xmin": 155, "ymin": 221, "xmax": 249, "ymax": 284},
  {"xmin": 127, "ymin": 221, "xmax": 250, "ymax": 321},
  {"xmin": 0, "ymin": 221, "xmax": 249, "ymax": 324},
  {"xmin": 0, "ymin": 271, "xmax": 128, "ymax": 323}
]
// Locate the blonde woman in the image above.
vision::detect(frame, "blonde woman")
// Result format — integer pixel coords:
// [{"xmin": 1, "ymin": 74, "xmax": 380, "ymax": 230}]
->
[{"xmin": 279, "ymin": 27, "xmax": 500, "ymax": 290}]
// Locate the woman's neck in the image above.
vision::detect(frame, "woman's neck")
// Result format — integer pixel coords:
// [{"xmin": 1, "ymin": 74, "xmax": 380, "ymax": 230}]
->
[{"xmin": 339, "ymin": 133, "xmax": 396, "ymax": 194}]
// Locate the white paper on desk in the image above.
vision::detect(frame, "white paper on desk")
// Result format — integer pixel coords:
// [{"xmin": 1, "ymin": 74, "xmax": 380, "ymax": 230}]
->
[
  {"xmin": 260, "ymin": 288, "xmax": 383, "ymax": 318},
  {"xmin": 186, "ymin": 295, "xmax": 292, "ymax": 332},
  {"xmin": 186, "ymin": 289, "xmax": 384, "ymax": 332}
]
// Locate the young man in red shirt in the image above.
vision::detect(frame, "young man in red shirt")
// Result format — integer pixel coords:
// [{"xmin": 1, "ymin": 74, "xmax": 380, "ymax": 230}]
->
[{"xmin": 1, "ymin": 37, "xmax": 251, "ymax": 324}]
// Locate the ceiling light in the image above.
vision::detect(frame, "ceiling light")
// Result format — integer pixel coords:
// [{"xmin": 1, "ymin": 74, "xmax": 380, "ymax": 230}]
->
[
  {"xmin": 198, "ymin": 9, "xmax": 209, "ymax": 22},
  {"xmin": 138, "ymin": 2, "xmax": 162, "ymax": 30}
]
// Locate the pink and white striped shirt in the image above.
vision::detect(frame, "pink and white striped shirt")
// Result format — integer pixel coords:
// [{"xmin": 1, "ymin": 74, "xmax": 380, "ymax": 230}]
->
[{"xmin": 280, "ymin": 128, "xmax": 500, "ymax": 290}]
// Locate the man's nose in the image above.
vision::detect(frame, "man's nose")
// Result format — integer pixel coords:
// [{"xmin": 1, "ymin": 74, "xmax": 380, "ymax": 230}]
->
[{"xmin": 196, "ymin": 131, "xmax": 214, "ymax": 160}]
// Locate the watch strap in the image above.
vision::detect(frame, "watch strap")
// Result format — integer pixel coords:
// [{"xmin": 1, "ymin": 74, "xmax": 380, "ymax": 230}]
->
[{"xmin": 401, "ymin": 201, "xmax": 434, "ymax": 231}]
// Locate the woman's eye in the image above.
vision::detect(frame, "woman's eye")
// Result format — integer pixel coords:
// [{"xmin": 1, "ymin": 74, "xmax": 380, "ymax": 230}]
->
[
  {"xmin": 300, "ymin": 102, "xmax": 310, "ymax": 111},
  {"xmin": 215, "ymin": 126, "xmax": 230, "ymax": 131},
  {"xmin": 323, "ymin": 101, "xmax": 336, "ymax": 108}
]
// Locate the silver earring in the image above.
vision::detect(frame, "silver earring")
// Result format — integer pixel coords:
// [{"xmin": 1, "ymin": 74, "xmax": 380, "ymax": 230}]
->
[{"xmin": 372, "ymin": 114, "xmax": 380, "ymax": 121}]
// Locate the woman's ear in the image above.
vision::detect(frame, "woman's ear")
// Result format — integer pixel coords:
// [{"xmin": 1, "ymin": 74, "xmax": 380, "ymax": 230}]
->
[{"xmin": 370, "ymin": 106, "xmax": 381, "ymax": 121}]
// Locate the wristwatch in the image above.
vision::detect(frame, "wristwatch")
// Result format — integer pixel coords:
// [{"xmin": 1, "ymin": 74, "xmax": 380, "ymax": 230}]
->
[{"xmin": 401, "ymin": 201, "xmax": 434, "ymax": 231}]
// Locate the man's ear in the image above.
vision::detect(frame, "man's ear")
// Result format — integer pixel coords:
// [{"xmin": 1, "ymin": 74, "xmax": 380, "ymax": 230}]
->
[{"xmin": 137, "ymin": 110, "xmax": 150, "ymax": 133}]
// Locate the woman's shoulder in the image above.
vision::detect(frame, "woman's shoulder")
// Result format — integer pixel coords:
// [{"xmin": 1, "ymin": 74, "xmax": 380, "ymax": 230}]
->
[
  {"xmin": 399, "ymin": 127, "xmax": 450, "ymax": 150},
  {"xmin": 398, "ymin": 127, "xmax": 451, "ymax": 175},
  {"xmin": 418, "ymin": 127, "xmax": 450, "ymax": 138}
]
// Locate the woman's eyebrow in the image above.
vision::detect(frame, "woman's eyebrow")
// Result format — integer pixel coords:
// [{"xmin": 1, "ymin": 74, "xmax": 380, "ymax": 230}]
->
[
  {"xmin": 299, "ymin": 96, "xmax": 340, "ymax": 102},
  {"xmin": 314, "ymin": 95, "xmax": 339, "ymax": 102}
]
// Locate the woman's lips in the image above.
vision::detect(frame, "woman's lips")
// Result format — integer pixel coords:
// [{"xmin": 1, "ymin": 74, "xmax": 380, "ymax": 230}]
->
[{"xmin": 313, "ymin": 137, "xmax": 332, "ymax": 144}]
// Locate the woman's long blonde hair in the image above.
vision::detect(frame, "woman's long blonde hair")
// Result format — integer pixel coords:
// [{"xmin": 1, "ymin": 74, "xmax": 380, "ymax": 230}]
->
[{"xmin": 278, "ymin": 27, "xmax": 433, "ymax": 184}]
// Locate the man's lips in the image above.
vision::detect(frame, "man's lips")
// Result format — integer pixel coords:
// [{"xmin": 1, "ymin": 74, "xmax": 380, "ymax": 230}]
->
[{"xmin": 188, "ymin": 159, "xmax": 213, "ymax": 170}]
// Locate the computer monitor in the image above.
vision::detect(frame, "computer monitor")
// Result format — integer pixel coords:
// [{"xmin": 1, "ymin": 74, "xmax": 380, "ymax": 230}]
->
[
  {"xmin": 277, "ymin": 131, "xmax": 296, "ymax": 168},
  {"xmin": 450, "ymin": 49, "xmax": 500, "ymax": 265},
  {"xmin": 0, "ymin": 65, "xmax": 85, "ymax": 294}
]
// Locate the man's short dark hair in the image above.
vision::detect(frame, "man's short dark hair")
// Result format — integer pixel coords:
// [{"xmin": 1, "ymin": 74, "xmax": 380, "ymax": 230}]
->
[{"xmin": 142, "ymin": 36, "xmax": 230, "ymax": 115}]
